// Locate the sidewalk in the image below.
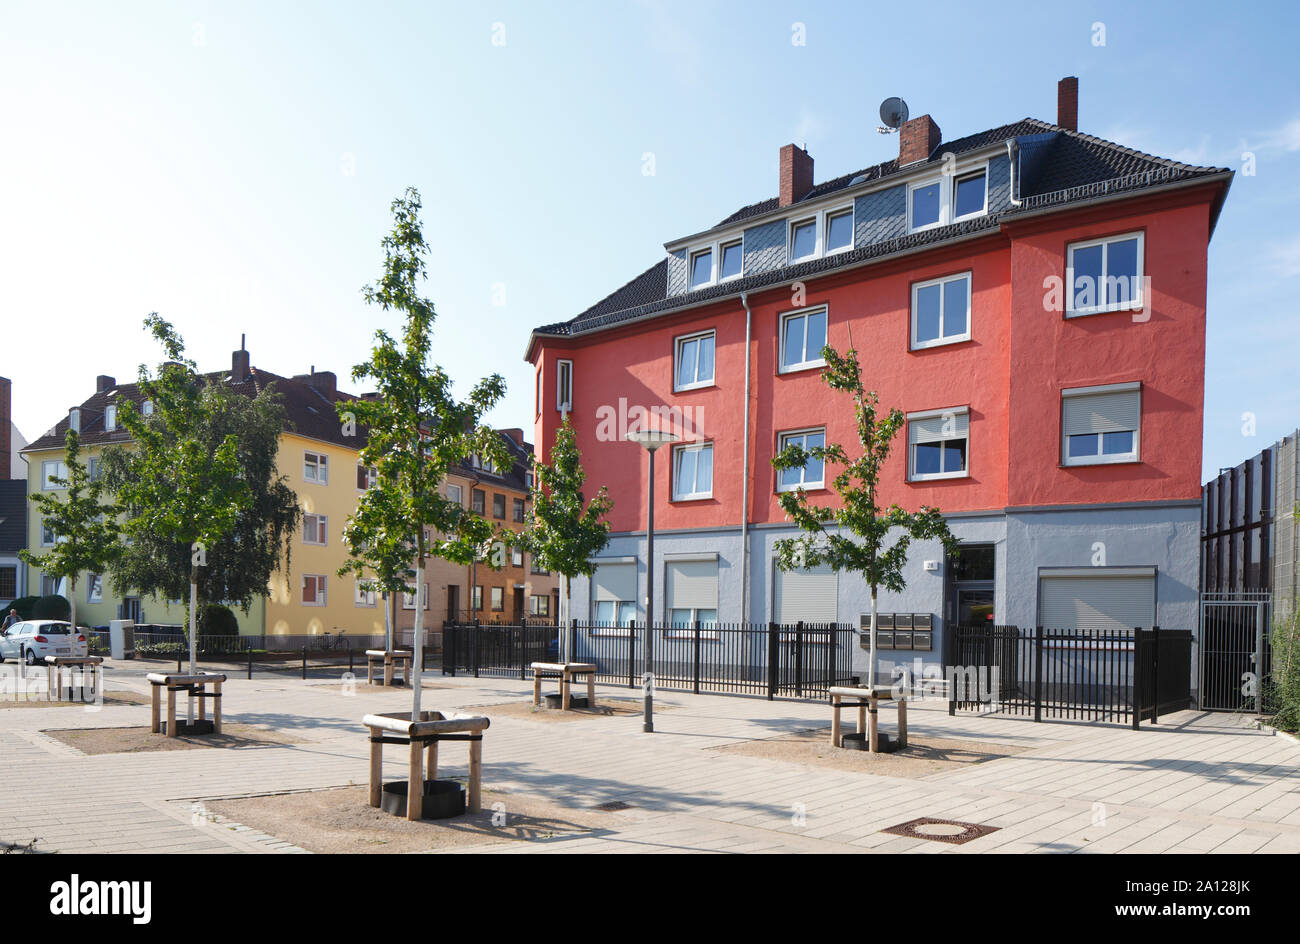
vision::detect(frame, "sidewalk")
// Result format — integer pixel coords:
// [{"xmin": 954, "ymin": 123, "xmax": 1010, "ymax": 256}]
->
[{"xmin": 1, "ymin": 660, "xmax": 1297, "ymax": 854}]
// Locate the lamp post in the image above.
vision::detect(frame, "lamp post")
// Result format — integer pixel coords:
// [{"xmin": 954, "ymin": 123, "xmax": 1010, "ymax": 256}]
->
[{"xmin": 626, "ymin": 428, "xmax": 680, "ymax": 733}]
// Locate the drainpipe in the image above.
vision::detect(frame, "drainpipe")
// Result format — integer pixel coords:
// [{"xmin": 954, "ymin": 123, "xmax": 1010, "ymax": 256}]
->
[
  {"xmin": 739, "ymin": 292, "xmax": 753, "ymax": 624},
  {"xmin": 1006, "ymin": 139, "xmax": 1022, "ymax": 207}
]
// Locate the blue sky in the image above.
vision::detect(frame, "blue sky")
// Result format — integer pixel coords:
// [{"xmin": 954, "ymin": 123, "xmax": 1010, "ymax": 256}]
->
[{"xmin": 2, "ymin": 0, "xmax": 1296, "ymax": 482}]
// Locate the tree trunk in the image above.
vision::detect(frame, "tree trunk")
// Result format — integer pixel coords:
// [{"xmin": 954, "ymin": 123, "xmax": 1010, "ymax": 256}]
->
[
  {"xmin": 561, "ymin": 575, "xmax": 570, "ymax": 659},
  {"xmin": 69, "ymin": 575, "xmax": 77, "ymax": 637},
  {"xmin": 868, "ymin": 587, "xmax": 879, "ymax": 690},
  {"xmin": 411, "ymin": 559, "xmax": 424, "ymax": 719},
  {"xmin": 383, "ymin": 591, "xmax": 393, "ymax": 654}
]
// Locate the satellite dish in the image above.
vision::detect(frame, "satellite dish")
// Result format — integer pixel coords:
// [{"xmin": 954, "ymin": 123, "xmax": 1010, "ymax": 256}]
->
[{"xmin": 877, "ymin": 97, "xmax": 909, "ymax": 134}]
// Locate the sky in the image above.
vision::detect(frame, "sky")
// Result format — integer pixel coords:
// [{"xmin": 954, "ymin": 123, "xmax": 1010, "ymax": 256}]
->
[{"xmin": 1, "ymin": 0, "xmax": 1297, "ymax": 482}]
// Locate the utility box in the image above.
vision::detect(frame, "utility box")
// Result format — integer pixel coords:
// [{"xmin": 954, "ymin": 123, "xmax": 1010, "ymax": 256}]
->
[{"xmin": 109, "ymin": 619, "xmax": 135, "ymax": 660}]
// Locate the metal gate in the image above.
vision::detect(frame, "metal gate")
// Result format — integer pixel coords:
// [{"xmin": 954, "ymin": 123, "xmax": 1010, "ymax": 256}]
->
[{"xmin": 1199, "ymin": 592, "xmax": 1270, "ymax": 712}]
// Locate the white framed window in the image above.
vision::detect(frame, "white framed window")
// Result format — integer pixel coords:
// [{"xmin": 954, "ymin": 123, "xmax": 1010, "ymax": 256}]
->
[
  {"xmin": 666, "ymin": 558, "xmax": 719, "ymax": 637},
  {"xmin": 104, "ymin": 404, "xmax": 117, "ymax": 431},
  {"xmin": 789, "ymin": 216, "xmax": 817, "ymax": 261},
  {"xmin": 303, "ymin": 513, "xmax": 328, "ymax": 546},
  {"xmin": 304, "ymin": 451, "xmax": 329, "ymax": 484},
  {"xmin": 471, "ymin": 585, "xmax": 482, "ymax": 610},
  {"xmin": 594, "ymin": 600, "xmax": 635, "ymax": 628},
  {"xmin": 719, "ymin": 239, "xmax": 743, "ymax": 281},
  {"xmin": 403, "ymin": 583, "xmax": 430, "ymax": 610},
  {"xmin": 142, "ymin": 399, "xmax": 154, "ymax": 416},
  {"xmin": 88, "ymin": 457, "xmax": 102, "ymax": 481},
  {"xmin": 41, "ymin": 461, "xmax": 67, "ymax": 490},
  {"xmin": 490, "ymin": 586, "xmax": 504, "ymax": 611},
  {"xmin": 908, "ymin": 407, "xmax": 970, "ymax": 481},
  {"xmin": 556, "ymin": 359, "xmax": 573, "ymax": 412},
  {"xmin": 535, "ymin": 367, "xmax": 542, "ymax": 417},
  {"xmin": 672, "ymin": 442, "xmax": 713, "ymax": 501},
  {"xmin": 446, "ymin": 482, "xmax": 463, "ymax": 506},
  {"xmin": 511, "ymin": 546, "xmax": 524, "ymax": 567},
  {"xmin": 41, "ymin": 522, "xmax": 58, "ymax": 546},
  {"xmin": 356, "ymin": 465, "xmax": 377, "ymax": 490},
  {"xmin": 1066, "ymin": 232, "xmax": 1144, "ymax": 316},
  {"xmin": 825, "ymin": 207, "xmax": 854, "ymax": 254},
  {"xmin": 779, "ymin": 306, "xmax": 828, "ymax": 373},
  {"xmin": 530, "ymin": 594, "xmax": 551, "ymax": 618},
  {"xmin": 302, "ymin": 575, "xmax": 327, "ymax": 606},
  {"xmin": 354, "ymin": 581, "xmax": 377, "ymax": 607},
  {"xmin": 674, "ymin": 330, "xmax": 716, "ymax": 391},
  {"xmin": 776, "ymin": 428, "xmax": 826, "ymax": 492},
  {"xmin": 1061, "ymin": 382, "xmax": 1141, "ymax": 466},
  {"xmin": 86, "ymin": 574, "xmax": 104, "ymax": 604},
  {"xmin": 689, "ymin": 247, "xmax": 713, "ymax": 289},
  {"xmin": 911, "ymin": 272, "xmax": 972, "ymax": 349},
  {"xmin": 907, "ymin": 162, "xmax": 989, "ymax": 233}
]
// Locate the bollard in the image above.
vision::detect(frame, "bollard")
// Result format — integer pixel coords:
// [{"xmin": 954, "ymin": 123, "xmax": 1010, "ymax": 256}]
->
[
  {"xmin": 348, "ymin": 646, "xmax": 354, "ymax": 675},
  {"xmin": 247, "ymin": 648, "xmax": 253, "ymax": 681},
  {"xmin": 302, "ymin": 646, "xmax": 308, "ymax": 680}
]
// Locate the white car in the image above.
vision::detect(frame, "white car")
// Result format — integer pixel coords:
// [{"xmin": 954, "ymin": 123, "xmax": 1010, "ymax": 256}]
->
[{"xmin": 0, "ymin": 621, "xmax": 88, "ymax": 665}]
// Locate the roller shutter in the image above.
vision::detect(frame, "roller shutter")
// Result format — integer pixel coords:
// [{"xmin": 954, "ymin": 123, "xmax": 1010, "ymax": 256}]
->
[
  {"xmin": 773, "ymin": 564, "xmax": 837, "ymax": 624},
  {"xmin": 1038, "ymin": 571, "xmax": 1155, "ymax": 631}
]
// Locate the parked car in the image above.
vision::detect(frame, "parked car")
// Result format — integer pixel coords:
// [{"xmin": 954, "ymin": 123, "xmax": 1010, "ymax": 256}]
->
[{"xmin": 0, "ymin": 621, "xmax": 87, "ymax": 665}]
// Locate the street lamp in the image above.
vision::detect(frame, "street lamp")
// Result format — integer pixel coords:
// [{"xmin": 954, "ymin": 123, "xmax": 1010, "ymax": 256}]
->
[{"xmin": 626, "ymin": 428, "xmax": 680, "ymax": 733}]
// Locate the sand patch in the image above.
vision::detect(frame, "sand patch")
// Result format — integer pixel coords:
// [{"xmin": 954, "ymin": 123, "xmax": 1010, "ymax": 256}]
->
[
  {"xmin": 473, "ymin": 696, "xmax": 673, "ymax": 723},
  {"xmin": 42, "ymin": 723, "xmax": 307, "ymax": 755},
  {"xmin": 0, "ymin": 690, "xmax": 149, "ymax": 709}
]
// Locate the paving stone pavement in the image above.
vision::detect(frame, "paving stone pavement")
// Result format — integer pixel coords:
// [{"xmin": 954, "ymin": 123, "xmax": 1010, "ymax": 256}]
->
[{"xmin": 1, "ymin": 659, "xmax": 1296, "ymax": 854}]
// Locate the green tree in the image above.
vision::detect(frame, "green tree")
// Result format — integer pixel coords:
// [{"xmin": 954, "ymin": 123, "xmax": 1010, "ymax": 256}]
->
[
  {"xmin": 771, "ymin": 343, "xmax": 959, "ymax": 687},
  {"xmin": 338, "ymin": 480, "xmax": 416, "ymax": 653},
  {"xmin": 342, "ymin": 187, "xmax": 508, "ymax": 715},
  {"xmin": 523, "ymin": 416, "xmax": 612, "ymax": 648},
  {"xmin": 19, "ymin": 430, "xmax": 121, "ymax": 632},
  {"xmin": 103, "ymin": 315, "xmax": 254, "ymax": 688}
]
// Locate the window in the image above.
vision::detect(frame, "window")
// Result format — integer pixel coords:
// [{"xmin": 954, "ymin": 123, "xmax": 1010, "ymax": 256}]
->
[
  {"xmin": 513, "ymin": 497, "xmax": 525, "ymax": 523},
  {"xmin": 104, "ymin": 404, "xmax": 117, "ymax": 431},
  {"xmin": 447, "ymin": 483, "xmax": 462, "ymax": 506},
  {"xmin": 779, "ymin": 307, "xmax": 827, "ymax": 372},
  {"xmin": 402, "ymin": 584, "xmax": 429, "ymax": 610},
  {"xmin": 594, "ymin": 600, "xmax": 635, "ymax": 626},
  {"xmin": 911, "ymin": 272, "xmax": 971, "ymax": 348},
  {"xmin": 303, "ymin": 513, "xmax": 328, "ymax": 546},
  {"xmin": 87, "ymin": 574, "xmax": 104, "ymax": 604},
  {"xmin": 776, "ymin": 429, "xmax": 825, "ymax": 491},
  {"xmin": 825, "ymin": 208, "xmax": 854, "ymax": 253},
  {"xmin": 790, "ymin": 217, "xmax": 817, "ymax": 260},
  {"xmin": 142, "ymin": 399, "xmax": 154, "ymax": 416},
  {"xmin": 472, "ymin": 585, "xmax": 483, "ymax": 610},
  {"xmin": 302, "ymin": 575, "xmax": 327, "ymax": 606},
  {"xmin": 908, "ymin": 407, "xmax": 970, "ymax": 480},
  {"xmin": 1066, "ymin": 232, "xmax": 1144, "ymax": 316},
  {"xmin": 666, "ymin": 558, "xmax": 719, "ymax": 636},
  {"xmin": 471, "ymin": 489, "xmax": 486, "ymax": 514},
  {"xmin": 1061, "ymin": 383, "xmax": 1141, "ymax": 466},
  {"xmin": 536, "ymin": 368, "xmax": 542, "ymax": 417},
  {"xmin": 672, "ymin": 442, "xmax": 713, "ymax": 501},
  {"xmin": 0, "ymin": 566, "xmax": 15, "ymax": 601},
  {"xmin": 354, "ymin": 582, "xmax": 377, "ymax": 607},
  {"xmin": 524, "ymin": 471, "xmax": 534, "ymax": 490},
  {"xmin": 674, "ymin": 331, "xmax": 716, "ymax": 391},
  {"xmin": 88, "ymin": 457, "xmax": 102, "ymax": 481},
  {"xmin": 531, "ymin": 560, "xmax": 550, "ymax": 576},
  {"xmin": 304, "ymin": 452, "xmax": 328, "ymax": 484},
  {"xmin": 908, "ymin": 163, "xmax": 989, "ymax": 232},
  {"xmin": 511, "ymin": 546, "xmax": 524, "ymax": 567},
  {"xmin": 592, "ymin": 562, "xmax": 636, "ymax": 632},
  {"xmin": 42, "ymin": 461, "xmax": 67, "ymax": 490},
  {"xmin": 41, "ymin": 521, "xmax": 58, "ymax": 546},
  {"xmin": 556, "ymin": 359, "xmax": 573, "ymax": 412},
  {"xmin": 490, "ymin": 586, "xmax": 504, "ymax": 611},
  {"xmin": 530, "ymin": 594, "xmax": 551, "ymax": 618},
  {"xmin": 689, "ymin": 248, "xmax": 712, "ymax": 289},
  {"xmin": 492, "ymin": 493, "xmax": 506, "ymax": 519},
  {"xmin": 356, "ymin": 465, "xmax": 377, "ymax": 489},
  {"xmin": 719, "ymin": 239, "xmax": 743, "ymax": 280}
]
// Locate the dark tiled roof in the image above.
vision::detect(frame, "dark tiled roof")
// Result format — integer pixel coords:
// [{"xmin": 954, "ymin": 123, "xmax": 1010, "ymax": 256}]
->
[
  {"xmin": 24, "ymin": 367, "xmax": 366, "ymax": 453},
  {"xmin": 454, "ymin": 430, "xmax": 534, "ymax": 492},
  {"xmin": 532, "ymin": 118, "xmax": 1230, "ymax": 343},
  {"xmin": 0, "ymin": 479, "xmax": 26, "ymax": 555}
]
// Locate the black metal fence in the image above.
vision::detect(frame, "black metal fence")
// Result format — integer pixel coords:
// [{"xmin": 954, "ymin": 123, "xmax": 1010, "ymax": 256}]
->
[
  {"xmin": 441, "ymin": 620, "xmax": 559, "ymax": 679},
  {"xmin": 945, "ymin": 624, "xmax": 1194, "ymax": 727},
  {"xmin": 439, "ymin": 620, "xmax": 854, "ymax": 700}
]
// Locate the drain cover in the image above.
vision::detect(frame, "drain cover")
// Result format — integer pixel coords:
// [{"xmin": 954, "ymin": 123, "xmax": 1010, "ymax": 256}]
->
[
  {"xmin": 881, "ymin": 817, "xmax": 999, "ymax": 845},
  {"xmin": 594, "ymin": 800, "xmax": 632, "ymax": 811}
]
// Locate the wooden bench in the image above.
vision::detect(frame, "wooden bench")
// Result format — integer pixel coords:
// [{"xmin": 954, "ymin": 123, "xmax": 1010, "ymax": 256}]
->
[
  {"xmin": 44, "ymin": 655, "xmax": 103, "ymax": 702},
  {"xmin": 365, "ymin": 649, "xmax": 413, "ymax": 686},
  {"xmin": 531, "ymin": 662, "xmax": 597, "ymax": 710},
  {"xmin": 363, "ymin": 710, "xmax": 490, "ymax": 820},
  {"xmin": 146, "ymin": 672, "xmax": 227, "ymax": 737},
  {"xmin": 830, "ymin": 685, "xmax": 908, "ymax": 753}
]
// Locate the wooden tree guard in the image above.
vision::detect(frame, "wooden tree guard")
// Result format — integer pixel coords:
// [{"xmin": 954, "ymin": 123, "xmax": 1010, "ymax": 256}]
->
[
  {"xmin": 830, "ymin": 685, "xmax": 907, "ymax": 753},
  {"xmin": 147, "ymin": 672, "xmax": 226, "ymax": 737},
  {"xmin": 531, "ymin": 662, "xmax": 597, "ymax": 710},
  {"xmin": 362, "ymin": 710, "xmax": 490, "ymax": 821},
  {"xmin": 44, "ymin": 655, "xmax": 104, "ymax": 702}
]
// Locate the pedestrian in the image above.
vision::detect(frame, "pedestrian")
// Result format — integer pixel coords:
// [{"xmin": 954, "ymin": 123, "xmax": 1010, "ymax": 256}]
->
[{"xmin": 1, "ymin": 609, "xmax": 18, "ymax": 631}]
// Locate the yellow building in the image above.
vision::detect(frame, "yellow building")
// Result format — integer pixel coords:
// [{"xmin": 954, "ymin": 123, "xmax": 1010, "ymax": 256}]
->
[{"xmin": 20, "ymin": 348, "xmax": 383, "ymax": 639}]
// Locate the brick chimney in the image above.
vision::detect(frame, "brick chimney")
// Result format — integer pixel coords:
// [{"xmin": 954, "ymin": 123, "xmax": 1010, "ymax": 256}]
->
[
  {"xmin": 501, "ymin": 428, "xmax": 525, "ymax": 446},
  {"xmin": 232, "ymin": 345, "xmax": 250, "ymax": 383},
  {"xmin": 0, "ymin": 377, "xmax": 10, "ymax": 481},
  {"xmin": 96, "ymin": 375, "xmax": 115, "ymax": 393},
  {"xmin": 779, "ymin": 144, "xmax": 814, "ymax": 207},
  {"xmin": 1057, "ymin": 76, "xmax": 1078, "ymax": 131},
  {"xmin": 308, "ymin": 370, "xmax": 337, "ymax": 400},
  {"xmin": 899, "ymin": 115, "xmax": 941, "ymax": 166}
]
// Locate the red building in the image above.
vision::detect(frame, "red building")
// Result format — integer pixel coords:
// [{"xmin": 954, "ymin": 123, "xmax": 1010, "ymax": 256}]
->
[{"xmin": 525, "ymin": 78, "xmax": 1231, "ymax": 677}]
